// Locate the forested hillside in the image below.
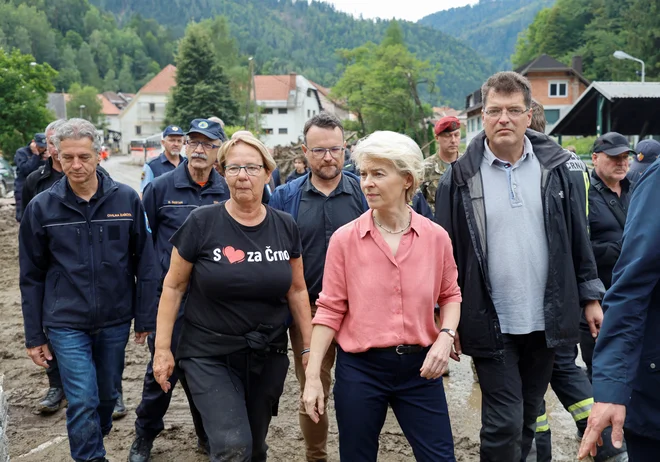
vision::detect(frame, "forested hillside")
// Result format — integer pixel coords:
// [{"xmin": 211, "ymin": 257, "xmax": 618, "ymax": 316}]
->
[
  {"xmin": 419, "ymin": 0, "xmax": 555, "ymax": 70},
  {"xmin": 513, "ymin": 0, "xmax": 659, "ymax": 82},
  {"xmin": 0, "ymin": 0, "xmax": 178, "ymax": 93},
  {"xmin": 89, "ymin": 0, "xmax": 495, "ymax": 107}
]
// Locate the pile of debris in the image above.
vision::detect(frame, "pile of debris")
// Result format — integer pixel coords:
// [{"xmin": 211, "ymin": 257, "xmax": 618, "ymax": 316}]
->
[{"xmin": 271, "ymin": 143, "xmax": 304, "ymax": 186}]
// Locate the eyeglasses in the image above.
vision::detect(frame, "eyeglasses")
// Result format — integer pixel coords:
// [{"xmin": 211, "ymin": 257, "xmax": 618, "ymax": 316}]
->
[
  {"xmin": 483, "ymin": 107, "xmax": 530, "ymax": 118},
  {"xmin": 307, "ymin": 146, "xmax": 344, "ymax": 158},
  {"xmin": 186, "ymin": 140, "xmax": 221, "ymax": 151},
  {"xmin": 224, "ymin": 164, "xmax": 264, "ymax": 176}
]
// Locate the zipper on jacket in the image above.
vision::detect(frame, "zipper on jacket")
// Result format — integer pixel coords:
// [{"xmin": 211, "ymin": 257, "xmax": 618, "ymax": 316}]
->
[
  {"xmin": 99, "ymin": 225, "xmax": 104, "ymax": 262},
  {"xmin": 88, "ymin": 224, "xmax": 98, "ymax": 329}
]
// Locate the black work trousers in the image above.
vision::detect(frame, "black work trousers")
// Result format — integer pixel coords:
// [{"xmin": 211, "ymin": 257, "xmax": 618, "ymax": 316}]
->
[
  {"xmin": 626, "ymin": 431, "xmax": 660, "ymax": 462},
  {"xmin": 178, "ymin": 352, "xmax": 289, "ymax": 462},
  {"xmin": 533, "ymin": 345, "xmax": 627, "ymax": 462},
  {"xmin": 46, "ymin": 340, "xmax": 63, "ymax": 389},
  {"xmin": 472, "ymin": 331, "xmax": 554, "ymax": 462}
]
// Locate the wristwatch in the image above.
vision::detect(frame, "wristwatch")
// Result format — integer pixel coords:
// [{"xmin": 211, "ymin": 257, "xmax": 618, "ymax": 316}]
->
[{"xmin": 440, "ymin": 328, "xmax": 456, "ymax": 339}]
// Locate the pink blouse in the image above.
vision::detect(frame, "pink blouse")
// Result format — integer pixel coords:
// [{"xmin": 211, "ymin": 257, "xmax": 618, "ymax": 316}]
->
[{"xmin": 313, "ymin": 209, "xmax": 462, "ymax": 353}]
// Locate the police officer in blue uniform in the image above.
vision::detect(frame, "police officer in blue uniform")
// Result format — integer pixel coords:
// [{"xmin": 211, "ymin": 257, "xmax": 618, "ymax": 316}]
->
[
  {"xmin": 139, "ymin": 125, "xmax": 185, "ymax": 194},
  {"xmin": 14, "ymin": 133, "xmax": 47, "ymax": 221},
  {"xmin": 128, "ymin": 118, "xmax": 229, "ymax": 462},
  {"xmin": 19, "ymin": 118, "xmax": 158, "ymax": 462}
]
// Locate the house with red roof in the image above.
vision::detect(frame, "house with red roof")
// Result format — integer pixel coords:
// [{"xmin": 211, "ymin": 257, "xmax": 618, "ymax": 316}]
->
[
  {"xmin": 118, "ymin": 64, "xmax": 177, "ymax": 153},
  {"xmin": 253, "ymin": 73, "xmax": 323, "ymax": 147}
]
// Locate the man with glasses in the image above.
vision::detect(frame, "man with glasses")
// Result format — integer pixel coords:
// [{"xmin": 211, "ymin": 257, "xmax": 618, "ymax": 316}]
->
[
  {"xmin": 435, "ymin": 71, "xmax": 604, "ymax": 461},
  {"xmin": 128, "ymin": 118, "xmax": 229, "ymax": 462},
  {"xmin": 139, "ymin": 125, "xmax": 185, "ymax": 195},
  {"xmin": 269, "ymin": 112, "xmax": 367, "ymax": 462}
]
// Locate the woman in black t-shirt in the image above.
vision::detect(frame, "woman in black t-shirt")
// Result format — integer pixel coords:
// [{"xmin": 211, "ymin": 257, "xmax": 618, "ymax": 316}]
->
[{"xmin": 153, "ymin": 134, "xmax": 313, "ymax": 461}]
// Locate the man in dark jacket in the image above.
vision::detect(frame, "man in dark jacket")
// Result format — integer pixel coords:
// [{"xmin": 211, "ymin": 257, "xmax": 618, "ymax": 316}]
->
[
  {"xmin": 579, "ymin": 159, "xmax": 660, "ymax": 461},
  {"xmin": 128, "ymin": 118, "xmax": 229, "ymax": 462},
  {"xmin": 19, "ymin": 118, "xmax": 158, "ymax": 462},
  {"xmin": 581, "ymin": 133, "xmax": 633, "ymax": 379},
  {"xmin": 14, "ymin": 133, "xmax": 47, "ymax": 221},
  {"xmin": 435, "ymin": 71, "xmax": 604, "ymax": 462},
  {"xmin": 627, "ymin": 139, "xmax": 660, "ymax": 188}
]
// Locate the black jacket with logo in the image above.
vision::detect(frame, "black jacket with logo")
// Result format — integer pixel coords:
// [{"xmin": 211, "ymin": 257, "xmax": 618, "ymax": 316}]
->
[
  {"xmin": 435, "ymin": 130, "xmax": 604, "ymax": 358},
  {"xmin": 19, "ymin": 174, "xmax": 158, "ymax": 348},
  {"xmin": 588, "ymin": 170, "xmax": 630, "ymax": 289}
]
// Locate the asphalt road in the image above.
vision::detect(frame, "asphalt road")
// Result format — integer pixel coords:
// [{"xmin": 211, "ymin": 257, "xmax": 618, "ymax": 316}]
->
[{"xmin": 102, "ymin": 155, "xmax": 142, "ymax": 192}]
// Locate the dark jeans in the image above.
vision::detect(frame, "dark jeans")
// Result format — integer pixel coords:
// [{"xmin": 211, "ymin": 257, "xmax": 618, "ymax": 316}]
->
[
  {"xmin": 178, "ymin": 352, "xmax": 289, "ymax": 462},
  {"xmin": 333, "ymin": 347, "xmax": 455, "ymax": 462},
  {"xmin": 47, "ymin": 322, "xmax": 131, "ymax": 462},
  {"xmin": 533, "ymin": 345, "xmax": 626, "ymax": 462},
  {"xmin": 626, "ymin": 430, "xmax": 660, "ymax": 462},
  {"xmin": 135, "ymin": 317, "xmax": 206, "ymax": 441},
  {"xmin": 45, "ymin": 340, "xmax": 62, "ymax": 389},
  {"xmin": 472, "ymin": 331, "xmax": 555, "ymax": 462}
]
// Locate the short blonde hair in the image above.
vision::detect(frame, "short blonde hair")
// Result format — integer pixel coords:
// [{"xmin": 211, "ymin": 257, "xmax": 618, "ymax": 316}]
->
[
  {"xmin": 217, "ymin": 135, "xmax": 276, "ymax": 174},
  {"xmin": 352, "ymin": 131, "xmax": 424, "ymax": 202}
]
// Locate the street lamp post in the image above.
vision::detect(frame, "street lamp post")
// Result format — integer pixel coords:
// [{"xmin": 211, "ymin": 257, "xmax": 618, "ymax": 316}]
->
[
  {"xmin": 79, "ymin": 104, "xmax": 86, "ymax": 119},
  {"xmin": 613, "ymin": 50, "xmax": 645, "ymax": 82},
  {"xmin": 244, "ymin": 57, "xmax": 253, "ymax": 128}
]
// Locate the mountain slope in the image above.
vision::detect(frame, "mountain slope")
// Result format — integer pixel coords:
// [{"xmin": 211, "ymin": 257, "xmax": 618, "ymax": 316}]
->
[
  {"xmin": 418, "ymin": 0, "xmax": 555, "ymax": 70},
  {"xmin": 89, "ymin": 0, "xmax": 496, "ymax": 108}
]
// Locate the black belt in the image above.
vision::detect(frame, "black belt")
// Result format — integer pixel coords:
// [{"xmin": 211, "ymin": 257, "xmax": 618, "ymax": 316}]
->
[{"xmin": 371, "ymin": 344, "xmax": 425, "ymax": 355}]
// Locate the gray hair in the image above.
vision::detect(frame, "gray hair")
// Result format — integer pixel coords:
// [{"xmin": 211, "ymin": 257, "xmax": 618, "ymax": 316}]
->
[
  {"xmin": 45, "ymin": 119, "xmax": 67, "ymax": 145},
  {"xmin": 352, "ymin": 131, "xmax": 424, "ymax": 203},
  {"xmin": 53, "ymin": 118, "xmax": 102, "ymax": 155},
  {"xmin": 481, "ymin": 71, "xmax": 532, "ymax": 110}
]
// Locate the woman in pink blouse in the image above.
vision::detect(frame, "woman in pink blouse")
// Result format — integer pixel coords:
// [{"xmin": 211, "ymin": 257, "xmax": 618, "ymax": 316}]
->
[{"xmin": 302, "ymin": 131, "xmax": 462, "ymax": 461}]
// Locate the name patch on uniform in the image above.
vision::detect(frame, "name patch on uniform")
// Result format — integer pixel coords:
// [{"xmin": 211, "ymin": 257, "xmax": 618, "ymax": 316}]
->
[
  {"xmin": 107, "ymin": 212, "xmax": 133, "ymax": 218},
  {"xmin": 166, "ymin": 200, "xmax": 184, "ymax": 205}
]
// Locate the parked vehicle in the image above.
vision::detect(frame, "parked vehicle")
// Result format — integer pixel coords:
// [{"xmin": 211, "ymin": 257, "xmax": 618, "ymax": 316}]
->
[{"xmin": 0, "ymin": 158, "xmax": 16, "ymax": 197}]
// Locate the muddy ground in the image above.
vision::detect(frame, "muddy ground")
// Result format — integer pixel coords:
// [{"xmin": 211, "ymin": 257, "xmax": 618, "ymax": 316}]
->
[{"xmin": 0, "ymin": 156, "xmax": 581, "ymax": 461}]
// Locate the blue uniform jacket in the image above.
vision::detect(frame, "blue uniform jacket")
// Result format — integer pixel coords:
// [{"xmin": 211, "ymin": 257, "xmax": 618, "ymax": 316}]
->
[
  {"xmin": 142, "ymin": 160, "xmax": 230, "ymax": 280},
  {"xmin": 14, "ymin": 145, "xmax": 45, "ymax": 186},
  {"xmin": 140, "ymin": 152, "xmax": 185, "ymax": 193},
  {"xmin": 19, "ymin": 174, "xmax": 159, "ymax": 348},
  {"xmin": 268, "ymin": 171, "xmax": 433, "ymax": 220},
  {"xmin": 592, "ymin": 159, "xmax": 660, "ymax": 439}
]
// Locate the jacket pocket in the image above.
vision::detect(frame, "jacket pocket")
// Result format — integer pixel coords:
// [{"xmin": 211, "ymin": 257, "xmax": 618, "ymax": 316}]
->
[{"xmin": 49, "ymin": 272, "xmax": 61, "ymax": 315}]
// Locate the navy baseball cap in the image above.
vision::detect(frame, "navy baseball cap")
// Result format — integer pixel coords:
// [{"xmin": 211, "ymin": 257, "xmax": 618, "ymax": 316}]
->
[
  {"xmin": 34, "ymin": 133, "xmax": 47, "ymax": 148},
  {"xmin": 186, "ymin": 118, "xmax": 227, "ymax": 142},
  {"xmin": 633, "ymin": 139, "xmax": 660, "ymax": 164},
  {"xmin": 592, "ymin": 132, "xmax": 635, "ymax": 156},
  {"xmin": 162, "ymin": 125, "xmax": 184, "ymax": 137}
]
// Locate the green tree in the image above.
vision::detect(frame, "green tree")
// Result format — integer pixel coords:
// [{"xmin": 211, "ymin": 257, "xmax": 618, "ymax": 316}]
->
[
  {"xmin": 165, "ymin": 22, "xmax": 239, "ymax": 128},
  {"xmin": 0, "ymin": 49, "xmax": 56, "ymax": 162},
  {"xmin": 331, "ymin": 22, "xmax": 435, "ymax": 149},
  {"xmin": 117, "ymin": 55, "xmax": 136, "ymax": 93},
  {"xmin": 67, "ymin": 83, "xmax": 103, "ymax": 125},
  {"xmin": 53, "ymin": 44, "xmax": 82, "ymax": 91},
  {"xmin": 77, "ymin": 42, "xmax": 102, "ymax": 88}
]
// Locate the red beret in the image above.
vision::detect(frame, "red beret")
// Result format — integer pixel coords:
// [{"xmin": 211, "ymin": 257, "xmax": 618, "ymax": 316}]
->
[{"xmin": 434, "ymin": 116, "xmax": 461, "ymax": 135}]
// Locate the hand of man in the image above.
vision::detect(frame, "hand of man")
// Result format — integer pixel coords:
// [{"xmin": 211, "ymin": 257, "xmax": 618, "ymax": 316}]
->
[
  {"xmin": 585, "ymin": 300, "xmax": 604, "ymax": 338},
  {"xmin": 450, "ymin": 331, "xmax": 462, "ymax": 362},
  {"xmin": 153, "ymin": 348, "xmax": 174, "ymax": 393},
  {"xmin": 134, "ymin": 331, "xmax": 150, "ymax": 344},
  {"xmin": 578, "ymin": 402, "xmax": 625, "ymax": 459},
  {"xmin": 301, "ymin": 351, "xmax": 309, "ymax": 370},
  {"xmin": 27, "ymin": 343, "xmax": 52, "ymax": 368}
]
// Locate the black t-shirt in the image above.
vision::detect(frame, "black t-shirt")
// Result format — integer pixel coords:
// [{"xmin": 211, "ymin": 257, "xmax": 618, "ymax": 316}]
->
[{"xmin": 170, "ymin": 202, "xmax": 301, "ymax": 357}]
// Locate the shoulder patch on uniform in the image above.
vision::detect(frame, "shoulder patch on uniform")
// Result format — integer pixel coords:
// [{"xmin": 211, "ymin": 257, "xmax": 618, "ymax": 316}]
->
[{"xmin": 141, "ymin": 171, "xmax": 146, "ymax": 181}]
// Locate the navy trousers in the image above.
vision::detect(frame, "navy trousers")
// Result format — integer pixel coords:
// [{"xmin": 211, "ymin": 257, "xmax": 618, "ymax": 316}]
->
[
  {"xmin": 333, "ymin": 346, "xmax": 455, "ymax": 462},
  {"xmin": 626, "ymin": 431, "xmax": 660, "ymax": 462}
]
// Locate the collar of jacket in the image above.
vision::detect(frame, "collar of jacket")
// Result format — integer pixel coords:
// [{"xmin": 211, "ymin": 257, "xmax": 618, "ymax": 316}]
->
[
  {"xmin": 48, "ymin": 171, "xmax": 118, "ymax": 205},
  {"xmin": 173, "ymin": 159, "xmax": 227, "ymax": 194},
  {"xmin": 38, "ymin": 157, "xmax": 54, "ymax": 177},
  {"xmin": 590, "ymin": 169, "xmax": 630, "ymax": 194},
  {"xmin": 451, "ymin": 129, "xmax": 571, "ymax": 186}
]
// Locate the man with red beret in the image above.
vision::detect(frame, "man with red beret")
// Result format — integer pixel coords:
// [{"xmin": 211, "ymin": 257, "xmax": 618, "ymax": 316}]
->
[{"xmin": 420, "ymin": 116, "xmax": 461, "ymax": 213}]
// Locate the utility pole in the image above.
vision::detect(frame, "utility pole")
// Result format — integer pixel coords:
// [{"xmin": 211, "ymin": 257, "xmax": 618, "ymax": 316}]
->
[{"xmin": 244, "ymin": 57, "xmax": 253, "ymax": 128}]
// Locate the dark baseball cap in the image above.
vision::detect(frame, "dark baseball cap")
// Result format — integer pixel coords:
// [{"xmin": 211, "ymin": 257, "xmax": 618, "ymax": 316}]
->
[
  {"xmin": 633, "ymin": 139, "xmax": 660, "ymax": 164},
  {"xmin": 592, "ymin": 132, "xmax": 635, "ymax": 156},
  {"xmin": 186, "ymin": 118, "xmax": 227, "ymax": 142},
  {"xmin": 434, "ymin": 116, "xmax": 461, "ymax": 135},
  {"xmin": 34, "ymin": 133, "xmax": 47, "ymax": 148},
  {"xmin": 162, "ymin": 125, "xmax": 184, "ymax": 137}
]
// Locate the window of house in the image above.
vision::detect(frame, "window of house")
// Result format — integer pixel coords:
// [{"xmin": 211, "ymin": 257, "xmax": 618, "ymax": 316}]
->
[
  {"xmin": 278, "ymin": 108, "xmax": 288, "ymax": 114},
  {"xmin": 477, "ymin": 117, "xmax": 482, "ymax": 130},
  {"xmin": 149, "ymin": 103, "xmax": 156, "ymax": 113},
  {"xmin": 549, "ymin": 81, "xmax": 568, "ymax": 98},
  {"xmin": 307, "ymin": 89, "xmax": 312, "ymax": 97},
  {"xmin": 264, "ymin": 128, "xmax": 273, "ymax": 134},
  {"xmin": 263, "ymin": 108, "xmax": 273, "ymax": 114},
  {"xmin": 307, "ymin": 109, "xmax": 310, "ymax": 118},
  {"xmin": 544, "ymin": 109, "xmax": 561, "ymax": 125},
  {"xmin": 279, "ymin": 128, "xmax": 288, "ymax": 134},
  {"xmin": 135, "ymin": 125, "xmax": 142, "ymax": 135}
]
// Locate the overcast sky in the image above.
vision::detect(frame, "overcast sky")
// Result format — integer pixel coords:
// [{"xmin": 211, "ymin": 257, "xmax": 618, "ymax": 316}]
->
[{"xmin": 323, "ymin": 0, "xmax": 479, "ymax": 22}]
